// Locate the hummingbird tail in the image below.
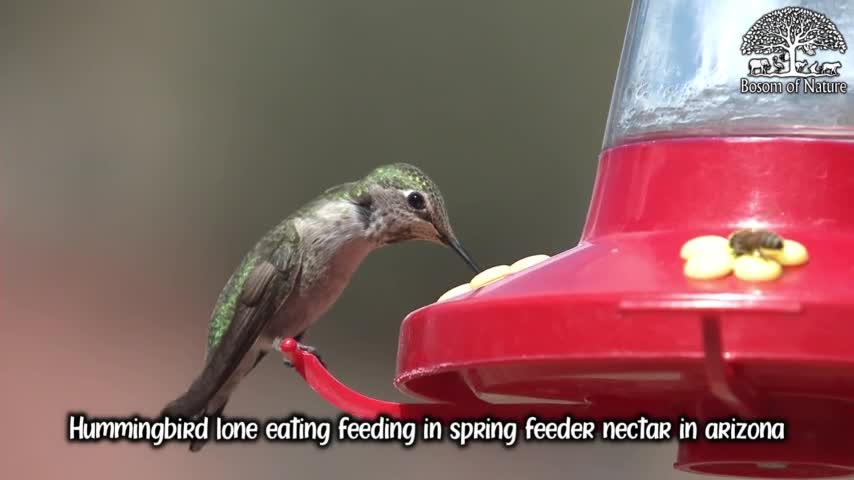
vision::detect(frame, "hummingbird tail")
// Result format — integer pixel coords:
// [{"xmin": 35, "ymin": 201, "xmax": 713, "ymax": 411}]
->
[
  {"xmin": 160, "ymin": 392, "xmax": 228, "ymax": 453},
  {"xmin": 189, "ymin": 437, "xmax": 208, "ymax": 452},
  {"xmin": 187, "ymin": 401, "xmax": 226, "ymax": 452},
  {"xmin": 161, "ymin": 350, "xmax": 267, "ymax": 452},
  {"xmin": 160, "ymin": 390, "xmax": 209, "ymax": 420}
]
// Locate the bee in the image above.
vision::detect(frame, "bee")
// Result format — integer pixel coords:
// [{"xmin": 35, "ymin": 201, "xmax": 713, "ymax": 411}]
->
[{"xmin": 729, "ymin": 229, "xmax": 784, "ymax": 258}]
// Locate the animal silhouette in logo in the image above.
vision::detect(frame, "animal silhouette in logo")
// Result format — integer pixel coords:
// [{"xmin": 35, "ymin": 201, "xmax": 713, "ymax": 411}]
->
[{"xmin": 742, "ymin": 7, "xmax": 847, "ymax": 77}]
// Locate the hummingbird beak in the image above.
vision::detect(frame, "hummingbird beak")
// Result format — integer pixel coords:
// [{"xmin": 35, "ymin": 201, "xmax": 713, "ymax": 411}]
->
[{"xmin": 443, "ymin": 235, "xmax": 481, "ymax": 273}]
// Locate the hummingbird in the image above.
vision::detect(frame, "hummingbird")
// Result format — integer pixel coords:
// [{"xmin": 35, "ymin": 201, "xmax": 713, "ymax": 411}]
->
[{"xmin": 160, "ymin": 163, "xmax": 480, "ymax": 451}]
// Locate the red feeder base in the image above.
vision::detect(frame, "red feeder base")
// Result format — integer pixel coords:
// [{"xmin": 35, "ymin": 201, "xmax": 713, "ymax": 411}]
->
[{"xmin": 281, "ymin": 138, "xmax": 854, "ymax": 478}]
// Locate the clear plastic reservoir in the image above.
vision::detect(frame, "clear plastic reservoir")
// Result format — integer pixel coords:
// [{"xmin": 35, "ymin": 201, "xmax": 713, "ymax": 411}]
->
[{"xmin": 604, "ymin": 0, "xmax": 854, "ymax": 148}]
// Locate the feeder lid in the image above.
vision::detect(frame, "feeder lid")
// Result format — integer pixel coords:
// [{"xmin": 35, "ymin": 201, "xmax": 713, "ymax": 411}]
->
[{"xmin": 603, "ymin": 0, "xmax": 854, "ymax": 148}]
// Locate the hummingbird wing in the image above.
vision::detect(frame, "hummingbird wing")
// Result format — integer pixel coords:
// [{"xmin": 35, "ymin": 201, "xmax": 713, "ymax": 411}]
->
[{"xmin": 161, "ymin": 223, "xmax": 302, "ymax": 419}]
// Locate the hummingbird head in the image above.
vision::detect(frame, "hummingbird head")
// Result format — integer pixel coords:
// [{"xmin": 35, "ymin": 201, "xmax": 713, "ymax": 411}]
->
[{"xmin": 353, "ymin": 163, "xmax": 481, "ymax": 273}]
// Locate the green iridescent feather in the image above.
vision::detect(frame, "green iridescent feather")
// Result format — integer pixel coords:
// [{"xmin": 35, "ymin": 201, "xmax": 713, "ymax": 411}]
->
[{"xmin": 206, "ymin": 252, "xmax": 258, "ymax": 353}]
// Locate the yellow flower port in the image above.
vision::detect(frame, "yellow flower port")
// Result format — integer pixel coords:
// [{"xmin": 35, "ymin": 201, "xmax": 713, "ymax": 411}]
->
[
  {"xmin": 681, "ymin": 233, "xmax": 808, "ymax": 282},
  {"xmin": 436, "ymin": 254, "xmax": 551, "ymax": 302}
]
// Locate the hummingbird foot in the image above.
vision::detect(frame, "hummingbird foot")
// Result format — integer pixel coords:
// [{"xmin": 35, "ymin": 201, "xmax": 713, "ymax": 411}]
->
[{"xmin": 274, "ymin": 337, "xmax": 327, "ymax": 369}]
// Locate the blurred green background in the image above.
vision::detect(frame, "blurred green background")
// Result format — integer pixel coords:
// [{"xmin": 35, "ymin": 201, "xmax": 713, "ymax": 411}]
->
[{"xmin": 1, "ymin": 1, "xmax": 707, "ymax": 479}]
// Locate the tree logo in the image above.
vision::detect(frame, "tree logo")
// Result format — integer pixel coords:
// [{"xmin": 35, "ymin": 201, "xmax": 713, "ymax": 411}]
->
[
  {"xmin": 740, "ymin": 7, "xmax": 848, "ymax": 94},
  {"xmin": 742, "ymin": 7, "xmax": 846, "ymax": 78}
]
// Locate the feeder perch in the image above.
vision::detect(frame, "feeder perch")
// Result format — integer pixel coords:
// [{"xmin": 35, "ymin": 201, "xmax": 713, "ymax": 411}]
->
[{"xmin": 280, "ymin": 0, "xmax": 854, "ymax": 477}]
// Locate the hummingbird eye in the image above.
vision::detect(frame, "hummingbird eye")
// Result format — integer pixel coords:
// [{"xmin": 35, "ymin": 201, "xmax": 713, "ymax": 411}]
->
[{"xmin": 407, "ymin": 192, "xmax": 426, "ymax": 210}]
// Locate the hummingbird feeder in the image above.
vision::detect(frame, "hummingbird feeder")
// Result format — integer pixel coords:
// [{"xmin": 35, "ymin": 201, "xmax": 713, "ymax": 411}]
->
[{"xmin": 280, "ymin": 0, "xmax": 854, "ymax": 477}]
